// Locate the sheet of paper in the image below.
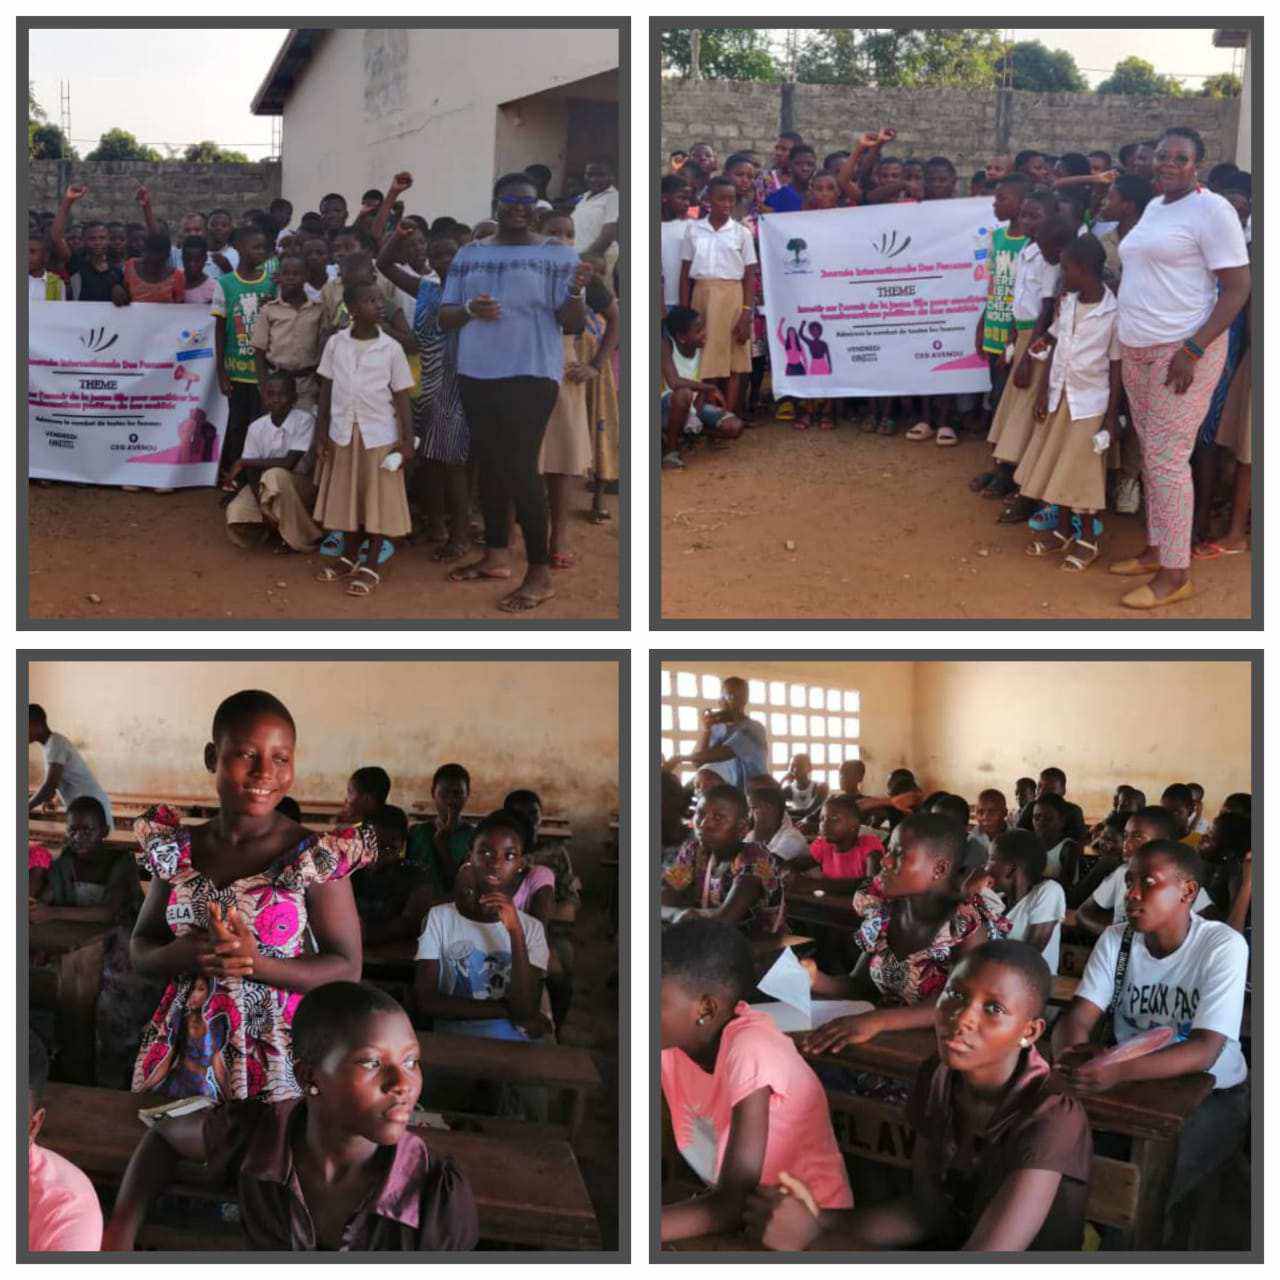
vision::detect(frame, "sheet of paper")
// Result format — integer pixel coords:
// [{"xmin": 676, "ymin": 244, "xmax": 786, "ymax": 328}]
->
[
  {"xmin": 755, "ymin": 998, "xmax": 875, "ymax": 1033},
  {"xmin": 757, "ymin": 946, "xmax": 811, "ymax": 1020}
]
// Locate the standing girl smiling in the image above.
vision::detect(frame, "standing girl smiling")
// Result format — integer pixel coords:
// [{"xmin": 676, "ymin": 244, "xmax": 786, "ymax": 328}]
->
[{"xmin": 130, "ymin": 690, "xmax": 376, "ymax": 1102}]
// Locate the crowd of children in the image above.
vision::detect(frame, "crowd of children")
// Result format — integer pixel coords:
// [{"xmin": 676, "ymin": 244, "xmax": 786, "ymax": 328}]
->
[
  {"xmin": 659, "ymin": 749, "xmax": 1252, "ymax": 1252},
  {"xmin": 659, "ymin": 127, "xmax": 1253, "ymax": 610},
  {"xmin": 29, "ymin": 157, "xmax": 621, "ymax": 612},
  {"xmin": 27, "ymin": 691, "xmax": 586, "ymax": 1251}
]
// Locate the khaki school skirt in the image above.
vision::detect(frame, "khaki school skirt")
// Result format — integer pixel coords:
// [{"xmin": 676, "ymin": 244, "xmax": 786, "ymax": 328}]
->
[
  {"xmin": 1014, "ymin": 398, "xmax": 1106, "ymax": 512},
  {"xmin": 539, "ymin": 335, "xmax": 593, "ymax": 476},
  {"xmin": 1215, "ymin": 347, "xmax": 1252, "ymax": 465},
  {"xmin": 987, "ymin": 329, "xmax": 1037, "ymax": 463},
  {"xmin": 312, "ymin": 423, "xmax": 412, "ymax": 538},
  {"xmin": 692, "ymin": 277, "xmax": 751, "ymax": 379}
]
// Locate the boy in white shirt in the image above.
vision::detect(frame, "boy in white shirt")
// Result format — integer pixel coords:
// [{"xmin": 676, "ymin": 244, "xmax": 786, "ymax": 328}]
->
[
  {"xmin": 223, "ymin": 370, "xmax": 322, "ymax": 553},
  {"xmin": 1053, "ymin": 839, "xmax": 1248, "ymax": 1243}
]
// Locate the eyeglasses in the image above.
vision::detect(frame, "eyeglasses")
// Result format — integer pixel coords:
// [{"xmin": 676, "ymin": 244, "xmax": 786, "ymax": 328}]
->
[{"xmin": 497, "ymin": 194, "xmax": 538, "ymax": 207}]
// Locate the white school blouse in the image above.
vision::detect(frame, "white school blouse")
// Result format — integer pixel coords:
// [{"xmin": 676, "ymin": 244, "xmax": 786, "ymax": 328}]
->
[
  {"xmin": 1011, "ymin": 242, "xmax": 1061, "ymax": 324},
  {"xmin": 1045, "ymin": 288, "xmax": 1121, "ymax": 420},
  {"xmin": 316, "ymin": 328, "xmax": 414, "ymax": 449},
  {"xmin": 681, "ymin": 217, "xmax": 757, "ymax": 282}
]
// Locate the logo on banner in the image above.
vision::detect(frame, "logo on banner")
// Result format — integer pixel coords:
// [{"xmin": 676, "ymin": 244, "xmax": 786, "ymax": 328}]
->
[
  {"xmin": 80, "ymin": 326, "xmax": 119, "ymax": 353},
  {"xmin": 873, "ymin": 229, "xmax": 912, "ymax": 259}
]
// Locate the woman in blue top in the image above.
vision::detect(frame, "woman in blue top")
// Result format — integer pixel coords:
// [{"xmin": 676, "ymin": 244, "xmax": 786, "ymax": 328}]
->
[{"xmin": 439, "ymin": 173, "xmax": 594, "ymax": 612}]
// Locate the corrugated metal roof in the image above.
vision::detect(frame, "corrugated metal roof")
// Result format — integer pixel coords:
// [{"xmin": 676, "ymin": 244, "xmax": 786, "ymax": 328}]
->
[{"xmin": 250, "ymin": 29, "xmax": 329, "ymax": 115}]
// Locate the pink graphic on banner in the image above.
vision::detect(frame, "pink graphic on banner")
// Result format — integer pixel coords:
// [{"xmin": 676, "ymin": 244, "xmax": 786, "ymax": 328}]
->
[
  {"xmin": 127, "ymin": 408, "xmax": 220, "ymax": 465},
  {"xmin": 932, "ymin": 351, "xmax": 990, "ymax": 373}
]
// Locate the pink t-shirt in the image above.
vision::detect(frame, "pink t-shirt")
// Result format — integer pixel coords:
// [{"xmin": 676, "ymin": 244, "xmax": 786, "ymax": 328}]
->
[
  {"xmin": 810, "ymin": 833, "xmax": 882, "ymax": 879},
  {"xmin": 660, "ymin": 1004, "xmax": 853, "ymax": 1208},
  {"xmin": 28, "ymin": 1142, "xmax": 103, "ymax": 1251},
  {"xmin": 512, "ymin": 863, "xmax": 556, "ymax": 913}
]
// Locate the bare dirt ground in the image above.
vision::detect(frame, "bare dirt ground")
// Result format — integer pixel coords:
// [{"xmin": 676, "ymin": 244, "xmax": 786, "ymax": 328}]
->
[
  {"xmin": 660, "ymin": 417, "xmax": 1252, "ymax": 622},
  {"xmin": 28, "ymin": 483, "xmax": 620, "ymax": 623}
]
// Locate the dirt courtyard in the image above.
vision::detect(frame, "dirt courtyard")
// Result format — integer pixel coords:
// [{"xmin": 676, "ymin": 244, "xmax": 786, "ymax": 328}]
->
[
  {"xmin": 28, "ymin": 483, "xmax": 620, "ymax": 623},
  {"xmin": 660, "ymin": 418, "xmax": 1252, "ymax": 622}
]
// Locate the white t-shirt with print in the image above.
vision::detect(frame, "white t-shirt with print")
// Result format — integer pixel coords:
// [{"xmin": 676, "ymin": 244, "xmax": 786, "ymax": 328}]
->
[
  {"xmin": 1004, "ymin": 878, "xmax": 1066, "ymax": 974},
  {"xmin": 1116, "ymin": 190, "xmax": 1249, "ymax": 347},
  {"xmin": 416, "ymin": 902, "xmax": 549, "ymax": 1041},
  {"xmin": 1090, "ymin": 862, "xmax": 1212, "ymax": 924},
  {"xmin": 1076, "ymin": 915, "xmax": 1248, "ymax": 1088}
]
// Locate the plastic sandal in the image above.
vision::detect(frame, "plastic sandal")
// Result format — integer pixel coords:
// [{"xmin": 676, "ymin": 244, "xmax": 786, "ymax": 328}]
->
[
  {"xmin": 1029, "ymin": 504, "xmax": 1061, "ymax": 532},
  {"xmin": 316, "ymin": 556, "xmax": 359, "ymax": 582},
  {"xmin": 936, "ymin": 427, "xmax": 959, "ymax": 447},
  {"xmin": 1025, "ymin": 530, "xmax": 1072, "ymax": 557},
  {"xmin": 905, "ymin": 422, "xmax": 935, "ymax": 442},
  {"xmin": 1062, "ymin": 538, "xmax": 1100, "ymax": 572},
  {"xmin": 345, "ymin": 566, "xmax": 380, "ymax": 596}
]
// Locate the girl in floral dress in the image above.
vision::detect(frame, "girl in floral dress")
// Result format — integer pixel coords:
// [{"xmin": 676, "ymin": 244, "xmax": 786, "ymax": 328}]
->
[
  {"xmin": 130, "ymin": 690, "xmax": 377, "ymax": 1102},
  {"xmin": 801, "ymin": 812, "xmax": 1010, "ymax": 1100}
]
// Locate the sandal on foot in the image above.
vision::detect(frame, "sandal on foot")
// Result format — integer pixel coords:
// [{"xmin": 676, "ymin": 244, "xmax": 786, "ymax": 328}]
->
[
  {"xmin": 497, "ymin": 585, "xmax": 558, "ymax": 612},
  {"xmin": 936, "ymin": 427, "xmax": 959, "ymax": 447},
  {"xmin": 775, "ymin": 401, "xmax": 795, "ymax": 421},
  {"xmin": 1121, "ymin": 580, "xmax": 1194, "ymax": 610},
  {"xmin": 1108, "ymin": 557, "xmax": 1161, "ymax": 577},
  {"xmin": 1025, "ymin": 531, "xmax": 1072, "ymax": 558},
  {"xmin": 997, "ymin": 496, "xmax": 1037, "ymax": 524},
  {"xmin": 1062, "ymin": 538, "xmax": 1100, "ymax": 572},
  {"xmin": 449, "ymin": 561, "xmax": 514, "ymax": 583},
  {"xmin": 905, "ymin": 422, "xmax": 934, "ymax": 442},
  {"xmin": 345, "ymin": 566, "xmax": 380, "ymax": 596},
  {"xmin": 549, "ymin": 551, "xmax": 578, "ymax": 570},
  {"xmin": 1028, "ymin": 503, "xmax": 1061, "ymax": 532},
  {"xmin": 316, "ymin": 556, "xmax": 359, "ymax": 582}
]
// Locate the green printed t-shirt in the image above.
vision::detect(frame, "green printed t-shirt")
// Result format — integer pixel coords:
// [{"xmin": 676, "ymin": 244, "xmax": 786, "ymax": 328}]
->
[
  {"xmin": 211, "ymin": 270, "xmax": 278, "ymax": 383},
  {"xmin": 406, "ymin": 821, "xmax": 476, "ymax": 895},
  {"xmin": 981, "ymin": 226, "xmax": 1029, "ymax": 356}
]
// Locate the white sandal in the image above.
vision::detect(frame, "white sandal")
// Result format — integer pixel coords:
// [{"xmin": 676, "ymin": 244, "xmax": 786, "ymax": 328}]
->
[
  {"xmin": 316, "ymin": 556, "xmax": 359, "ymax": 582},
  {"xmin": 1062, "ymin": 538, "xmax": 1100, "ymax": 573},
  {"xmin": 1025, "ymin": 531, "xmax": 1072, "ymax": 558},
  {"xmin": 904, "ymin": 421, "xmax": 934, "ymax": 441},
  {"xmin": 346, "ymin": 565, "xmax": 380, "ymax": 596}
]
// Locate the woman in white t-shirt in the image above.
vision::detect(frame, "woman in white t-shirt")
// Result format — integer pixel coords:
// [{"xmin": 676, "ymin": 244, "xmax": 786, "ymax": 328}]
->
[
  {"xmin": 1111, "ymin": 126, "xmax": 1251, "ymax": 611},
  {"xmin": 985, "ymin": 829, "xmax": 1066, "ymax": 973}
]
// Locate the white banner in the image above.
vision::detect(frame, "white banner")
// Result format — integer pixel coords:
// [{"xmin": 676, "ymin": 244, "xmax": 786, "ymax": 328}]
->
[
  {"xmin": 28, "ymin": 301, "xmax": 228, "ymax": 488},
  {"xmin": 759, "ymin": 196, "xmax": 996, "ymax": 398}
]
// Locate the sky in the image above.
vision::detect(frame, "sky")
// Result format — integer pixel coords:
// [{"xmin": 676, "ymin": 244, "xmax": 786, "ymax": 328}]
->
[{"xmin": 28, "ymin": 28, "xmax": 289, "ymax": 156}]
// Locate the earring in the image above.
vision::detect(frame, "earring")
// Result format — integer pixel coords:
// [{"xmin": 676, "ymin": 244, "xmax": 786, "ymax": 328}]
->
[
  {"xmin": 1019, "ymin": 1038, "xmax": 1030, "ymax": 1048},
  {"xmin": 696, "ymin": 1014, "xmax": 709, "ymax": 1026},
  {"xmin": 308, "ymin": 1085, "xmax": 319, "ymax": 1095}
]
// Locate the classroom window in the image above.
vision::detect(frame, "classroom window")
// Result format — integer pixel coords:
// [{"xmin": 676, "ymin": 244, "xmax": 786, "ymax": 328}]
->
[{"xmin": 661, "ymin": 670, "xmax": 862, "ymax": 789}]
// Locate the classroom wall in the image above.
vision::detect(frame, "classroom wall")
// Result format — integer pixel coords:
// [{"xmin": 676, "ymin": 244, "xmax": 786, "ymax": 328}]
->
[
  {"xmin": 911, "ymin": 660, "xmax": 1252, "ymax": 818},
  {"xmin": 28, "ymin": 660, "xmax": 620, "ymax": 873},
  {"xmin": 278, "ymin": 28, "xmax": 619, "ymax": 223},
  {"xmin": 659, "ymin": 659, "xmax": 915, "ymax": 780}
]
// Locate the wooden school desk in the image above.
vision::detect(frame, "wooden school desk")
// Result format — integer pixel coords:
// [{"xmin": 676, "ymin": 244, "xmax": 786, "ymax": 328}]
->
[
  {"xmin": 40, "ymin": 1083, "xmax": 601, "ymax": 1250},
  {"xmin": 798, "ymin": 1026, "xmax": 1214, "ymax": 1250},
  {"xmin": 29, "ymin": 920, "xmax": 111, "ymax": 1085},
  {"xmin": 783, "ymin": 882, "xmax": 860, "ymax": 931}
]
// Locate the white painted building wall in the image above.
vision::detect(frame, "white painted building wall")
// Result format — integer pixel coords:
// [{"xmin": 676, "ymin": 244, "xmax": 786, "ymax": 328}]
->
[{"xmin": 277, "ymin": 28, "xmax": 618, "ymax": 222}]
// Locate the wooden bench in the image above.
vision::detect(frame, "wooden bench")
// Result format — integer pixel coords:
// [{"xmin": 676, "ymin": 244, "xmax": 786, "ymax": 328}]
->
[
  {"xmin": 29, "ymin": 921, "xmax": 111, "ymax": 1085},
  {"xmin": 40, "ymin": 1083, "xmax": 601, "ymax": 1250},
  {"xmin": 798, "ymin": 1026, "xmax": 1212, "ymax": 1250}
]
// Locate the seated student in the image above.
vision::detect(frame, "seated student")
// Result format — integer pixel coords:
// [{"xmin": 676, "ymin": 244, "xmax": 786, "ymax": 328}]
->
[
  {"xmin": 780, "ymin": 753, "xmax": 828, "ymax": 826},
  {"xmin": 984, "ymin": 830, "xmax": 1066, "ymax": 973},
  {"xmin": 1066, "ymin": 812, "xmax": 1127, "ymax": 910},
  {"xmin": 1014, "ymin": 767, "xmax": 1087, "ymax": 840},
  {"xmin": 102, "ymin": 982, "xmax": 478, "ymax": 1251},
  {"xmin": 854, "ymin": 768, "xmax": 924, "ymax": 827},
  {"xmin": 405, "ymin": 764, "xmax": 475, "ymax": 898},
  {"xmin": 802, "ymin": 815, "xmax": 1010, "ymax": 1059},
  {"xmin": 786, "ymin": 794, "xmax": 883, "ymax": 889},
  {"xmin": 1076, "ymin": 805, "xmax": 1214, "ymax": 935},
  {"xmin": 661, "ymin": 784, "xmax": 786, "ymax": 937},
  {"xmin": 223, "ymin": 371, "xmax": 322, "ymax": 554},
  {"xmin": 970, "ymin": 788, "xmax": 1010, "ymax": 858},
  {"xmin": 504, "ymin": 788, "xmax": 577, "ymax": 1028},
  {"xmin": 30, "ymin": 796, "xmax": 139, "ymax": 925},
  {"xmin": 660, "ymin": 918, "xmax": 853, "ymax": 1243},
  {"xmin": 1013, "ymin": 776, "xmax": 1037, "ymax": 817},
  {"xmin": 352, "ymin": 805, "xmax": 434, "ymax": 947},
  {"xmin": 1160, "ymin": 783, "xmax": 1203, "ymax": 848},
  {"xmin": 1185, "ymin": 782, "xmax": 1212, "ymax": 837},
  {"xmin": 1053, "ymin": 841, "xmax": 1249, "ymax": 1245},
  {"xmin": 1111, "ymin": 784, "xmax": 1145, "ymax": 817},
  {"xmin": 413, "ymin": 810, "xmax": 550, "ymax": 1042},
  {"xmin": 927, "ymin": 793, "xmax": 989, "ymax": 872},
  {"xmin": 28, "ymin": 1034, "xmax": 103, "ymax": 1251},
  {"xmin": 1197, "ymin": 810, "xmax": 1251, "ymax": 924},
  {"xmin": 749, "ymin": 941, "xmax": 1090, "ymax": 1252},
  {"xmin": 28, "ymin": 841, "xmax": 53, "ymax": 902},
  {"xmin": 275, "ymin": 796, "xmax": 303, "ymax": 821},
  {"xmin": 338, "ymin": 765, "xmax": 392, "ymax": 824},
  {"xmin": 746, "ymin": 780, "xmax": 811, "ymax": 862},
  {"xmin": 660, "ymin": 306, "xmax": 744, "ymax": 468},
  {"xmin": 661, "ymin": 768, "xmax": 692, "ymax": 865},
  {"xmin": 1219, "ymin": 792, "xmax": 1250, "ymax": 820},
  {"xmin": 1027, "ymin": 792, "xmax": 1083, "ymax": 887}
]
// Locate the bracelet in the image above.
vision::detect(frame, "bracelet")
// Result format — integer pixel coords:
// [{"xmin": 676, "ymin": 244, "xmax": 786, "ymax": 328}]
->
[
  {"xmin": 1182, "ymin": 338, "xmax": 1204, "ymax": 360},
  {"xmin": 568, "ymin": 288, "xmax": 583, "ymax": 299},
  {"xmin": 464, "ymin": 299, "xmax": 477, "ymax": 319}
]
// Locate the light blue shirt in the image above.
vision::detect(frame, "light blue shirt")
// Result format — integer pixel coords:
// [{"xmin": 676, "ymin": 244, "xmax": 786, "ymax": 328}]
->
[
  {"xmin": 441, "ymin": 240, "xmax": 579, "ymax": 381},
  {"xmin": 707, "ymin": 718, "xmax": 769, "ymax": 790}
]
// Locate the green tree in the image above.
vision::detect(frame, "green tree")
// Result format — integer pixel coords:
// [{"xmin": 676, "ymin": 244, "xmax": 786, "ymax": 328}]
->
[
  {"xmin": 996, "ymin": 40, "xmax": 1087, "ymax": 92},
  {"xmin": 794, "ymin": 28, "xmax": 871, "ymax": 85},
  {"xmin": 790, "ymin": 27, "xmax": 1004, "ymax": 88},
  {"xmin": 30, "ymin": 123, "xmax": 77, "ymax": 160},
  {"xmin": 183, "ymin": 140, "xmax": 252, "ymax": 163},
  {"xmin": 1097, "ymin": 56, "xmax": 1184, "ymax": 97},
  {"xmin": 660, "ymin": 28, "xmax": 779, "ymax": 81},
  {"xmin": 85, "ymin": 128, "xmax": 163, "ymax": 161},
  {"xmin": 28, "ymin": 82, "xmax": 46, "ymax": 156},
  {"xmin": 1200, "ymin": 72, "xmax": 1242, "ymax": 98}
]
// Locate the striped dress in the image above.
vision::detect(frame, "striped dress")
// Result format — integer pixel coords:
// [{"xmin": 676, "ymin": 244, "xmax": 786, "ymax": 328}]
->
[{"xmin": 413, "ymin": 276, "xmax": 470, "ymax": 465}]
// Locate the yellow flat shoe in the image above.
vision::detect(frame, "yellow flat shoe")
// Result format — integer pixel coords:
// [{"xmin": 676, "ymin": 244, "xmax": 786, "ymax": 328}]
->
[
  {"xmin": 1108, "ymin": 557, "xmax": 1161, "ymax": 576},
  {"xmin": 1121, "ymin": 581, "xmax": 1195, "ymax": 610}
]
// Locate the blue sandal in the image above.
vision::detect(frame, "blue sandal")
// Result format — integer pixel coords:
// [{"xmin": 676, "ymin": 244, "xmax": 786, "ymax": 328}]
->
[{"xmin": 1028, "ymin": 504, "xmax": 1060, "ymax": 532}]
